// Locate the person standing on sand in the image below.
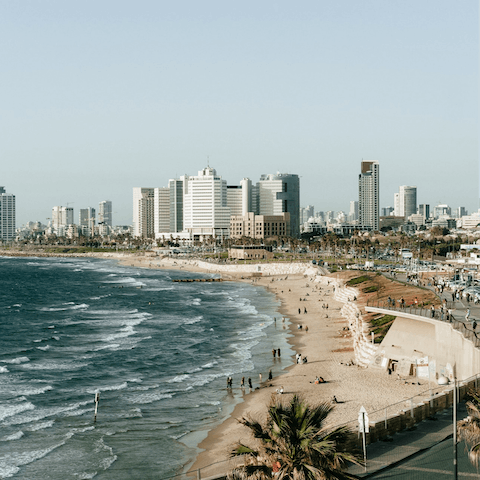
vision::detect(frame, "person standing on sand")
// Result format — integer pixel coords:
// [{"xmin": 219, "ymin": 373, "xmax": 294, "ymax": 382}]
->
[
  {"xmin": 248, "ymin": 377, "xmax": 252, "ymax": 389},
  {"xmin": 277, "ymin": 348, "xmax": 281, "ymax": 357},
  {"xmin": 272, "ymin": 348, "xmax": 276, "ymax": 358},
  {"xmin": 304, "ymin": 307, "xmax": 307, "ymax": 314},
  {"xmin": 298, "ymin": 308, "xmax": 301, "ymax": 314},
  {"xmin": 268, "ymin": 369, "xmax": 273, "ymax": 380},
  {"xmin": 241, "ymin": 377, "xmax": 245, "ymax": 388}
]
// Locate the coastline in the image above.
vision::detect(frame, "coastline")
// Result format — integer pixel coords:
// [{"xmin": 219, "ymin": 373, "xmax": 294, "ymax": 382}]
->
[
  {"xmin": 114, "ymin": 255, "xmax": 433, "ymax": 478},
  {"xmin": 2, "ymin": 251, "xmax": 439, "ymax": 478}
]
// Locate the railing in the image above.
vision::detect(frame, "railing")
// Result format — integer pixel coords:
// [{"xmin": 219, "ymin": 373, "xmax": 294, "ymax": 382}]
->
[
  {"xmin": 159, "ymin": 373, "xmax": 480, "ymax": 480},
  {"xmin": 366, "ymin": 298, "xmax": 480, "ymax": 348}
]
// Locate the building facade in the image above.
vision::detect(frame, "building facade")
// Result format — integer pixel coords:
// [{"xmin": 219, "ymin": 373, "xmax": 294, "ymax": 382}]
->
[
  {"xmin": 256, "ymin": 173, "xmax": 300, "ymax": 237},
  {"xmin": 230, "ymin": 212, "xmax": 290, "ymax": 239},
  {"xmin": 182, "ymin": 167, "xmax": 230, "ymax": 239},
  {"xmin": 358, "ymin": 160, "xmax": 379, "ymax": 231},
  {"xmin": 133, "ymin": 187, "xmax": 155, "ymax": 238},
  {"xmin": 0, "ymin": 188, "xmax": 15, "ymax": 241}
]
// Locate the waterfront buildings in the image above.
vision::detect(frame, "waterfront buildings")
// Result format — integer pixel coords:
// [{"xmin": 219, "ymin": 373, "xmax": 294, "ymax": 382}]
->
[
  {"xmin": 230, "ymin": 212, "xmax": 290, "ymax": 239},
  {"xmin": 133, "ymin": 188, "xmax": 155, "ymax": 238},
  {"xmin": 0, "ymin": 187, "xmax": 15, "ymax": 241},
  {"xmin": 358, "ymin": 160, "xmax": 379, "ymax": 231},
  {"xmin": 98, "ymin": 201, "xmax": 112, "ymax": 226},
  {"xmin": 51, "ymin": 206, "xmax": 74, "ymax": 236},
  {"xmin": 182, "ymin": 167, "xmax": 230, "ymax": 240},
  {"xmin": 256, "ymin": 173, "xmax": 300, "ymax": 237}
]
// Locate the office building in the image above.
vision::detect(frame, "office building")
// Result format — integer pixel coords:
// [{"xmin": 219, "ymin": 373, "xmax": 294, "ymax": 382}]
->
[
  {"xmin": 154, "ymin": 187, "xmax": 170, "ymax": 234},
  {"xmin": 230, "ymin": 212, "xmax": 290, "ymax": 239},
  {"xmin": 227, "ymin": 186, "xmax": 243, "ymax": 217},
  {"xmin": 381, "ymin": 207, "xmax": 394, "ymax": 217},
  {"xmin": 256, "ymin": 173, "xmax": 300, "ymax": 236},
  {"xmin": 348, "ymin": 201, "xmax": 359, "ymax": 223},
  {"xmin": 79, "ymin": 207, "xmax": 96, "ymax": 236},
  {"xmin": 418, "ymin": 204, "xmax": 430, "ymax": 220},
  {"xmin": 358, "ymin": 160, "xmax": 379, "ymax": 230},
  {"xmin": 168, "ymin": 179, "xmax": 184, "ymax": 233},
  {"xmin": 52, "ymin": 206, "xmax": 74, "ymax": 235},
  {"xmin": 182, "ymin": 167, "xmax": 230, "ymax": 239},
  {"xmin": 98, "ymin": 201, "xmax": 112, "ymax": 226},
  {"xmin": 133, "ymin": 188, "xmax": 155, "ymax": 238},
  {"xmin": 0, "ymin": 188, "xmax": 15, "ymax": 241},
  {"xmin": 394, "ymin": 186, "xmax": 417, "ymax": 217}
]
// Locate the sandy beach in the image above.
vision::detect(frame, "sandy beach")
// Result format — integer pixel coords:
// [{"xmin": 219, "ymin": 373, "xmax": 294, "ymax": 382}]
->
[{"xmin": 113, "ymin": 255, "xmax": 439, "ymax": 477}]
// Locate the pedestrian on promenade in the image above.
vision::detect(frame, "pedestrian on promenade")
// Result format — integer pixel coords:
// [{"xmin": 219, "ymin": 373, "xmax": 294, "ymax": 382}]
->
[
  {"xmin": 466, "ymin": 309, "xmax": 471, "ymax": 321},
  {"xmin": 431, "ymin": 305, "xmax": 435, "ymax": 318}
]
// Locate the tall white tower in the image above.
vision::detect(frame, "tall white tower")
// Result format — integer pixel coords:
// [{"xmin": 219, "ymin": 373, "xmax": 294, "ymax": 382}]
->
[
  {"xmin": 0, "ymin": 189, "xmax": 15, "ymax": 241},
  {"xmin": 182, "ymin": 167, "xmax": 230, "ymax": 238}
]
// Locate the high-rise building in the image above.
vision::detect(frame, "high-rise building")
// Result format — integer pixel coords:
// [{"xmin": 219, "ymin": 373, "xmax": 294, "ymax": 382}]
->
[
  {"xmin": 394, "ymin": 186, "xmax": 417, "ymax": 217},
  {"xmin": 52, "ymin": 206, "xmax": 74, "ymax": 235},
  {"xmin": 227, "ymin": 186, "xmax": 243, "ymax": 216},
  {"xmin": 182, "ymin": 167, "xmax": 230, "ymax": 239},
  {"xmin": 358, "ymin": 160, "xmax": 379, "ymax": 230},
  {"xmin": 240, "ymin": 178, "xmax": 253, "ymax": 215},
  {"xmin": 301, "ymin": 205, "xmax": 315, "ymax": 224},
  {"xmin": 79, "ymin": 207, "xmax": 96, "ymax": 236},
  {"xmin": 348, "ymin": 201, "xmax": 359, "ymax": 222},
  {"xmin": 256, "ymin": 173, "xmax": 300, "ymax": 237},
  {"xmin": 98, "ymin": 201, "xmax": 112, "ymax": 227},
  {"xmin": 418, "ymin": 204, "xmax": 430, "ymax": 219},
  {"xmin": 154, "ymin": 187, "xmax": 170, "ymax": 234},
  {"xmin": 168, "ymin": 179, "xmax": 184, "ymax": 233},
  {"xmin": 0, "ymin": 188, "xmax": 15, "ymax": 241},
  {"xmin": 133, "ymin": 188, "xmax": 155, "ymax": 237},
  {"xmin": 381, "ymin": 207, "xmax": 394, "ymax": 217}
]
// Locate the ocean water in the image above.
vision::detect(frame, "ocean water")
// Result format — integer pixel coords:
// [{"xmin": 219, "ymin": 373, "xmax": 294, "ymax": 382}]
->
[{"xmin": 0, "ymin": 257, "xmax": 292, "ymax": 479}]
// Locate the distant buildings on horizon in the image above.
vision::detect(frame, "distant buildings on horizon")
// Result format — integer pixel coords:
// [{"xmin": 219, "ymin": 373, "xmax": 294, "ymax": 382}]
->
[{"xmin": 0, "ymin": 186, "xmax": 15, "ymax": 241}]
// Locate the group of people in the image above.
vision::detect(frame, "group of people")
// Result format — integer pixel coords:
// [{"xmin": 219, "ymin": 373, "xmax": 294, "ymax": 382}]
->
[
  {"xmin": 272, "ymin": 348, "xmax": 281, "ymax": 358},
  {"xmin": 228, "ymin": 369, "xmax": 274, "ymax": 390},
  {"xmin": 295, "ymin": 353, "xmax": 307, "ymax": 364}
]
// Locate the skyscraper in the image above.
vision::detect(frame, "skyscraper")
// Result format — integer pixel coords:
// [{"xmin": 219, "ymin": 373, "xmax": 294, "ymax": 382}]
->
[
  {"xmin": 79, "ymin": 207, "xmax": 96, "ymax": 236},
  {"xmin": 133, "ymin": 188, "xmax": 155, "ymax": 237},
  {"xmin": 0, "ymin": 187, "xmax": 15, "ymax": 241},
  {"xmin": 394, "ymin": 186, "xmax": 417, "ymax": 217},
  {"xmin": 51, "ymin": 206, "xmax": 74, "ymax": 235},
  {"xmin": 256, "ymin": 173, "xmax": 300, "ymax": 236},
  {"xmin": 182, "ymin": 167, "xmax": 230, "ymax": 239},
  {"xmin": 98, "ymin": 201, "xmax": 113, "ymax": 227},
  {"xmin": 168, "ymin": 178, "xmax": 184, "ymax": 233},
  {"xmin": 358, "ymin": 160, "xmax": 379, "ymax": 230}
]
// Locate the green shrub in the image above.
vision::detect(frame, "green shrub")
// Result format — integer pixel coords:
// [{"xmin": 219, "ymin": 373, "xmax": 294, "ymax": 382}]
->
[
  {"xmin": 371, "ymin": 314, "xmax": 396, "ymax": 327},
  {"xmin": 362, "ymin": 285, "xmax": 378, "ymax": 293},
  {"xmin": 346, "ymin": 275, "xmax": 370, "ymax": 286}
]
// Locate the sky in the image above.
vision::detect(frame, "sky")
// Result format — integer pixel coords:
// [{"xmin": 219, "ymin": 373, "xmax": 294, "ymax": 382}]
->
[{"xmin": 1, "ymin": 0, "xmax": 478, "ymax": 227}]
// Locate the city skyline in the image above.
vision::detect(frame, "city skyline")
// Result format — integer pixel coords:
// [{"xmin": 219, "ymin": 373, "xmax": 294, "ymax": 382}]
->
[{"xmin": 1, "ymin": 1, "xmax": 478, "ymax": 226}]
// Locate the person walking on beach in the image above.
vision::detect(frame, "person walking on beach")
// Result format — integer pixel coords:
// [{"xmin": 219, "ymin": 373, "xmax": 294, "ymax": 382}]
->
[
  {"xmin": 304, "ymin": 307, "xmax": 307, "ymax": 314},
  {"xmin": 248, "ymin": 377, "xmax": 252, "ymax": 389},
  {"xmin": 268, "ymin": 369, "xmax": 273, "ymax": 380},
  {"xmin": 298, "ymin": 308, "xmax": 301, "ymax": 314},
  {"xmin": 272, "ymin": 348, "xmax": 276, "ymax": 358},
  {"xmin": 241, "ymin": 377, "xmax": 245, "ymax": 388},
  {"xmin": 277, "ymin": 348, "xmax": 281, "ymax": 357}
]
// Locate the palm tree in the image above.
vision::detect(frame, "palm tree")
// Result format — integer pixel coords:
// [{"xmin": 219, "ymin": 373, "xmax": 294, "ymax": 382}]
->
[
  {"xmin": 457, "ymin": 389, "xmax": 480, "ymax": 467},
  {"xmin": 228, "ymin": 395, "xmax": 361, "ymax": 479}
]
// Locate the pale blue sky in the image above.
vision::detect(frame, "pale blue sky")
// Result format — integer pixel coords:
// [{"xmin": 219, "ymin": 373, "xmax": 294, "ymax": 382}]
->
[{"xmin": 1, "ymin": 1, "xmax": 478, "ymax": 226}]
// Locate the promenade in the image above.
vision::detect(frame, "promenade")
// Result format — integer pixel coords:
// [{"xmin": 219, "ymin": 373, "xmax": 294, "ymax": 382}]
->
[{"xmin": 349, "ymin": 269, "xmax": 480, "ymax": 478}]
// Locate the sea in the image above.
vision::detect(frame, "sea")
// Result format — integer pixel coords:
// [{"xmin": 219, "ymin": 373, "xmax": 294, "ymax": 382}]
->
[{"xmin": 0, "ymin": 256, "xmax": 293, "ymax": 479}]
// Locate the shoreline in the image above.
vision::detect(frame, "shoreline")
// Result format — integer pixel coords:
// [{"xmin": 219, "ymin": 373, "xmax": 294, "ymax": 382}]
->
[
  {"xmin": 114, "ymin": 256, "xmax": 436, "ymax": 479},
  {"xmin": 3, "ymin": 252, "xmax": 441, "ymax": 477}
]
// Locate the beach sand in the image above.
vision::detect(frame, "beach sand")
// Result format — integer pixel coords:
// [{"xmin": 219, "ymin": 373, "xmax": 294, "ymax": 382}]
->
[{"xmin": 117, "ymin": 256, "xmax": 435, "ymax": 477}]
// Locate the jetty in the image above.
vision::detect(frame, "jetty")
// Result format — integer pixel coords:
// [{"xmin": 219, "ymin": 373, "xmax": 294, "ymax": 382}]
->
[{"xmin": 172, "ymin": 278, "xmax": 223, "ymax": 283}]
